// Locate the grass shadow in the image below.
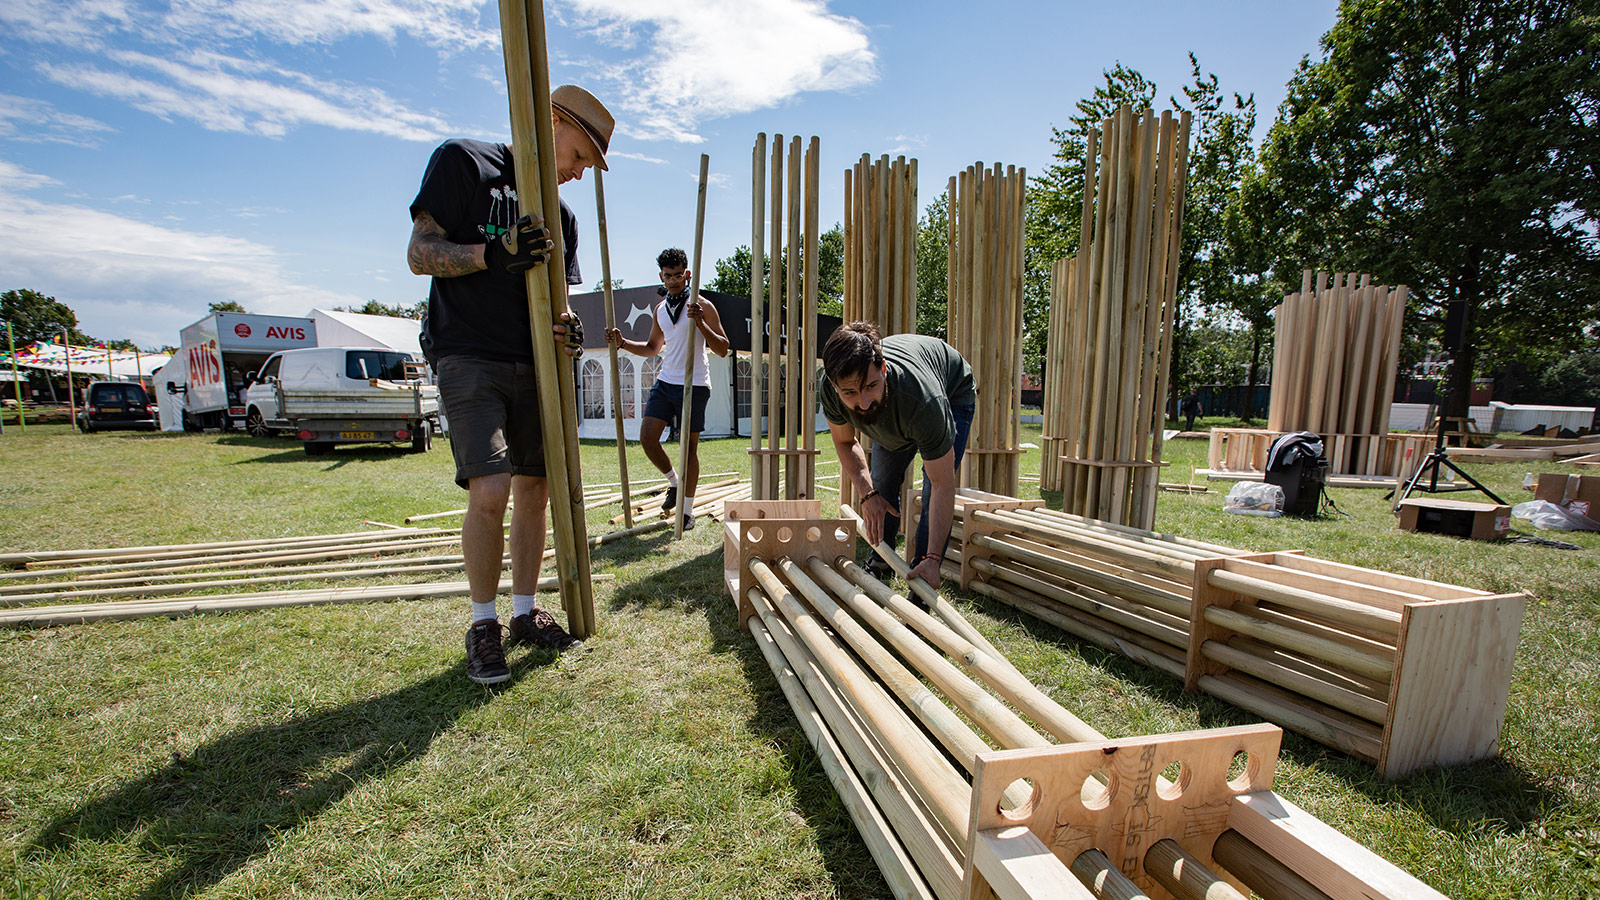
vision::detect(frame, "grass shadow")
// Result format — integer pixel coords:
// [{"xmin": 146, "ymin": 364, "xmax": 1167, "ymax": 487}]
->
[
  {"xmin": 27, "ymin": 665, "xmax": 532, "ymax": 900},
  {"xmin": 955, "ymin": 586, "xmax": 1558, "ymax": 839}
]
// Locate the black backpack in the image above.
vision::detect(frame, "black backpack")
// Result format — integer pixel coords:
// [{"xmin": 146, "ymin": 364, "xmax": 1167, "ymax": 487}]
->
[{"xmin": 1264, "ymin": 431, "xmax": 1329, "ymax": 517}]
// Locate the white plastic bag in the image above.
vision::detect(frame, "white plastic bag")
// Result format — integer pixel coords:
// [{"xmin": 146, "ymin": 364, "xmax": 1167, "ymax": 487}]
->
[
  {"xmin": 1224, "ymin": 482, "xmax": 1285, "ymax": 518},
  {"xmin": 1511, "ymin": 500, "xmax": 1600, "ymax": 532}
]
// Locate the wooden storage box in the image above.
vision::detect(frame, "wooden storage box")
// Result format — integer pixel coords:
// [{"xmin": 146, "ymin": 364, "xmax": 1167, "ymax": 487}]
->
[{"xmin": 1397, "ymin": 498, "xmax": 1511, "ymax": 541}]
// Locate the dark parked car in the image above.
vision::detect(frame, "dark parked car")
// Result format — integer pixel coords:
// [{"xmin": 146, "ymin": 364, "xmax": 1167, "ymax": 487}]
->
[{"xmin": 77, "ymin": 381, "xmax": 157, "ymax": 432}]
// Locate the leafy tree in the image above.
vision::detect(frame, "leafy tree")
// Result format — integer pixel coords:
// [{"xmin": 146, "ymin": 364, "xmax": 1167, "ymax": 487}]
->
[
  {"xmin": 1, "ymin": 289, "xmax": 91, "ymax": 345},
  {"xmin": 705, "ymin": 224, "xmax": 845, "ymax": 317},
  {"xmin": 590, "ymin": 278, "xmax": 623, "ymax": 294},
  {"xmin": 336, "ymin": 299, "xmax": 426, "ymax": 319},
  {"xmin": 208, "ymin": 300, "xmax": 248, "ymax": 314},
  {"xmin": 915, "ymin": 191, "xmax": 951, "ymax": 339},
  {"xmin": 1249, "ymin": 0, "xmax": 1600, "ymax": 418}
]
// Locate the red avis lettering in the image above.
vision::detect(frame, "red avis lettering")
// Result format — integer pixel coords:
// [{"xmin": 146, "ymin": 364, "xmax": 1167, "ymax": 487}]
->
[{"xmin": 264, "ymin": 326, "xmax": 306, "ymax": 340}]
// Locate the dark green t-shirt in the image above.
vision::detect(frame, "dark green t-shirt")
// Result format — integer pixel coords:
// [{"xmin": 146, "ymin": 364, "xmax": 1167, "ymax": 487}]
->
[{"xmin": 821, "ymin": 334, "xmax": 976, "ymax": 460}]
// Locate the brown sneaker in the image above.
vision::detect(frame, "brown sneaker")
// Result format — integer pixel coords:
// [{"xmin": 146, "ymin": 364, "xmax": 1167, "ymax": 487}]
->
[
  {"xmin": 508, "ymin": 607, "xmax": 583, "ymax": 652},
  {"xmin": 465, "ymin": 619, "xmax": 510, "ymax": 684}
]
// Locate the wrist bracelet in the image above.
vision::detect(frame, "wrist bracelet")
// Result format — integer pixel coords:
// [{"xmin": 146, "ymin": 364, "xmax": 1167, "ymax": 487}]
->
[{"xmin": 863, "ymin": 489, "xmax": 881, "ymax": 502}]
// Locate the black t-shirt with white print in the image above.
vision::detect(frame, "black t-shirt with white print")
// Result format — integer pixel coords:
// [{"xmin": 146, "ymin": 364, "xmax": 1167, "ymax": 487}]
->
[{"xmin": 410, "ymin": 138, "xmax": 581, "ymax": 363}]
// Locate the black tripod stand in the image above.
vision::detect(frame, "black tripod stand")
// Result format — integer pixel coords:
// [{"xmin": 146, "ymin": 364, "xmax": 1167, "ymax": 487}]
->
[{"xmin": 1393, "ymin": 405, "xmax": 1505, "ymax": 506}]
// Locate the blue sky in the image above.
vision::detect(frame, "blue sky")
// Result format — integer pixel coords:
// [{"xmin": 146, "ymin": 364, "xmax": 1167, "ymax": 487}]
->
[{"xmin": 0, "ymin": 1, "xmax": 1338, "ymax": 350}]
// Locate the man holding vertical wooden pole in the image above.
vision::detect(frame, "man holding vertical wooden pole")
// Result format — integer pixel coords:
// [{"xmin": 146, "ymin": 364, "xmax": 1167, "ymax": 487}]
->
[
  {"xmin": 604, "ymin": 241, "xmax": 729, "ymax": 532},
  {"xmin": 406, "ymin": 70, "xmax": 610, "ymax": 683}
]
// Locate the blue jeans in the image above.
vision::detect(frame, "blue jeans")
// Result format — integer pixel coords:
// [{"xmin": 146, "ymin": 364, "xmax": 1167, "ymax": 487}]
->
[{"xmin": 868, "ymin": 404, "xmax": 974, "ymax": 560}]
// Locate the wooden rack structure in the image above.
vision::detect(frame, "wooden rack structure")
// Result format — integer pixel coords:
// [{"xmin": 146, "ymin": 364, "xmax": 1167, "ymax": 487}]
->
[
  {"xmin": 945, "ymin": 489, "xmax": 1526, "ymax": 779},
  {"xmin": 723, "ymin": 500, "xmax": 1453, "ymax": 900},
  {"xmin": 840, "ymin": 153, "xmax": 919, "ymax": 516},
  {"xmin": 946, "ymin": 162, "xmax": 1026, "ymax": 498},
  {"xmin": 1040, "ymin": 106, "xmax": 1190, "ymax": 532},
  {"xmin": 749, "ymin": 133, "xmax": 822, "ymax": 502},
  {"xmin": 498, "ymin": 0, "xmax": 594, "ymax": 635}
]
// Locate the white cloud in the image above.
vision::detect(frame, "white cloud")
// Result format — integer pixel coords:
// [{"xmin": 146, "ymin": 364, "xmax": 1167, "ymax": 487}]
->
[
  {"xmin": 38, "ymin": 50, "xmax": 452, "ymax": 141},
  {"xmin": 608, "ymin": 150, "xmax": 668, "ymax": 165},
  {"xmin": 160, "ymin": 0, "xmax": 497, "ymax": 50},
  {"xmin": 555, "ymin": 0, "xmax": 877, "ymax": 142},
  {"xmin": 0, "ymin": 94, "xmax": 117, "ymax": 148},
  {"xmin": 0, "ymin": 159, "xmax": 364, "ymax": 346}
]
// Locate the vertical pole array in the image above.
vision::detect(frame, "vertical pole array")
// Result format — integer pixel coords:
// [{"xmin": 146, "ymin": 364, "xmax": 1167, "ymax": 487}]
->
[
  {"xmin": 1047, "ymin": 106, "xmax": 1190, "ymax": 531},
  {"xmin": 946, "ymin": 162, "xmax": 1026, "ymax": 497},
  {"xmin": 593, "ymin": 169, "xmax": 633, "ymax": 529},
  {"xmin": 842, "ymin": 154, "xmax": 918, "ymax": 515},
  {"xmin": 1266, "ymin": 271, "xmax": 1409, "ymax": 474},
  {"xmin": 749, "ymin": 134, "xmax": 822, "ymax": 500},
  {"xmin": 674, "ymin": 154, "xmax": 711, "ymax": 537},
  {"xmin": 7, "ymin": 323, "xmax": 24, "ymax": 431},
  {"xmin": 497, "ymin": 0, "xmax": 594, "ymax": 636}
]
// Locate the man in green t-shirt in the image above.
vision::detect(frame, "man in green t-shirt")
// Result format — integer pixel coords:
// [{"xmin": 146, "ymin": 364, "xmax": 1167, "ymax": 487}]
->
[{"xmin": 820, "ymin": 321, "xmax": 976, "ymax": 587}]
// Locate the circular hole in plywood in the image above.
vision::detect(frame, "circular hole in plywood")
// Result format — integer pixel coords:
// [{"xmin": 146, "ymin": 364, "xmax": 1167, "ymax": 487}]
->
[
  {"xmin": 1227, "ymin": 751, "xmax": 1257, "ymax": 791},
  {"xmin": 1081, "ymin": 770, "xmax": 1114, "ymax": 811},
  {"xmin": 834, "ymin": 526, "xmax": 850, "ymax": 543},
  {"xmin": 1156, "ymin": 760, "xmax": 1191, "ymax": 801},
  {"xmin": 747, "ymin": 526, "xmax": 764, "ymax": 543},
  {"xmin": 998, "ymin": 776, "xmax": 1037, "ymax": 822},
  {"xmin": 807, "ymin": 526, "xmax": 822, "ymax": 543},
  {"xmin": 777, "ymin": 526, "xmax": 793, "ymax": 543}
]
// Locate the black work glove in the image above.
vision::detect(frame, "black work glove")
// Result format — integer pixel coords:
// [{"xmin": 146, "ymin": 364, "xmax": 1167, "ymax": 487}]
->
[
  {"xmin": 484, "ymin": 214, "xmax": 553, "ymax": 276},
  {"xmin": 556, "ymin": 311, "xmax": 585, "ymax": 359}
]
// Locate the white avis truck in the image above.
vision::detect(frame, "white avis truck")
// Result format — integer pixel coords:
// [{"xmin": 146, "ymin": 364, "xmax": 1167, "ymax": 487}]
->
[
  {"xmin": 242, "ymin": 346, "xmax": 440, "ymax": 455},
  {"xmin": 168, "ymin": 313, "xmax": 318, "ymax": 431}
]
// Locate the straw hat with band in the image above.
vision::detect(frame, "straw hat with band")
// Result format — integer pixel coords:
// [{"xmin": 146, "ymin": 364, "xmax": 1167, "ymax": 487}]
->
[{"xmin": 550, "ymin": 84, "xmax": 614, "ymax": 171}]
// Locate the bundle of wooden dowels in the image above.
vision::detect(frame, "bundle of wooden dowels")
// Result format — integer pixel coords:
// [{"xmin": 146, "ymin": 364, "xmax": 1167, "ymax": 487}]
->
[
  {"xmin": 748, "ymin": 132, "xmax": 823, "ymax": 502},
  {"xmin": 1041, "ymin": 106, "xmax": 1191, "ymax": 532},
  {"xmin": 945, "ymin": 490, "xmax": 1525, "ymax": 780},
  {"xmin": 724, "ymin": 499, "xmax": 1453, "ymax": 900},
  {"xmin": 946, "ymin": 161, "xmax": 1026, "ymax": 497}
]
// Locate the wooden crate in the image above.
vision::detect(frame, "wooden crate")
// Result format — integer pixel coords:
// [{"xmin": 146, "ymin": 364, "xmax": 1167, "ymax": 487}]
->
[{"xmin": 721, "ymin": 499, "xmax": 852, "ymax": 628}]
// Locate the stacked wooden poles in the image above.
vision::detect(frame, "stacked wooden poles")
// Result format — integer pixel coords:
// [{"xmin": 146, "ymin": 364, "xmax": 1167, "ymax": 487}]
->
[
  {"xmin": 1267, "ymin": 271, "xmax": 1410, "ymax": 475},
  {"xmin": 1039, "ymin": 257, "xmax": 1075, "ymax": 493},
  {"xmin": 1048, "ymin": 107, "xmax": 1190, "ymax": 531},
  {"xmin": 951, "ymin": 496, "xmax": 1523, "ymax": 776},
  {"xmin": 497, "ymin": 0, "xmax": 594, "ymax": 636},
  {"xmin": 946, "ymin": 163, "xmax": 1027, "ymax": 497},
  {"xmin": 748, "ymin": 134, "xmax": 822, "ymax": 501},
  {"xmin": 593, "ymin": 168, "xmax": 633, "ymax": 529},
  {"xmin": 673, "ymin": 154, "xmax": 711, "ymax": 538},
  {"xmin": 741, "ymin": 544, "xmax": 1261, "ymax": 900},
  {"xmin": 840, "ymin": 153, "xmax": 919, "ymax": 563}
]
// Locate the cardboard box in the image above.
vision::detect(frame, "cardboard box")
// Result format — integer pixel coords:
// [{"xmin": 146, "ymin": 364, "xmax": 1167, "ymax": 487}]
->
[
  {"xmin": 1534, "ymin": 473, "xmax": 1600, "ymax": 518},
  {"xmin": 1398, "ymin": 498, "xmax": 1512, "ymax": 541}
]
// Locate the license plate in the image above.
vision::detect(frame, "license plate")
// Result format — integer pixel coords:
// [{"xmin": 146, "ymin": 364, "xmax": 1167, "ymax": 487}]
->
[
  {"xmin": 339, "ymin": 431, "xmax": 376, "ymax": 440},
  {"xmin": 102, "ymin": 407, "xmax": 122, "ymax": 413}
]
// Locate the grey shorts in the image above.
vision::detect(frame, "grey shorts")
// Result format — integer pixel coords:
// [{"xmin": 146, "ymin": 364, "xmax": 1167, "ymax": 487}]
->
[{"xmin": 436, "ymin": 355, "xmax": 545, "ymax": 488}]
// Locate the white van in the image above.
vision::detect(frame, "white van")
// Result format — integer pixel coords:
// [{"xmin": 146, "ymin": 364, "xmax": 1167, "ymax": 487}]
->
[{"xmin": 243, "ymin": 346, "xmax": 439, "ymax": 455}]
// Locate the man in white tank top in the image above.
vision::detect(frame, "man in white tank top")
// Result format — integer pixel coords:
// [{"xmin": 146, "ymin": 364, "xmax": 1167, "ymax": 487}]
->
[{"xmin": 604, "ymin": 248, "xmax": 729, "ymax": 529}]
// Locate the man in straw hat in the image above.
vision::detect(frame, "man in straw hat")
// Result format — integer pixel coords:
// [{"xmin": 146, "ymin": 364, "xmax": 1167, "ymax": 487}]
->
[
  {"xmin": 820, "ymin": 321, "xmax": 975, "ymax": 590},
  {"xmin": 407, "ymin": 84, "xmax": 614, "ymax": 685}
]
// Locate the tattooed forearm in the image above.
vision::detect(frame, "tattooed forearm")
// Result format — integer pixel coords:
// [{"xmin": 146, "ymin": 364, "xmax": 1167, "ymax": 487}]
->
[{"xmin": 408, "ymin": 211, "xmax": 486, "ymax": 278}]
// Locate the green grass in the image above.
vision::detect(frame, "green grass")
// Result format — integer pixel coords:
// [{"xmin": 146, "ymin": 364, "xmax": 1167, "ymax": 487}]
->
[{"xmin": 1, "ymin": 422, "xmax": 1597, "ymax": 898}]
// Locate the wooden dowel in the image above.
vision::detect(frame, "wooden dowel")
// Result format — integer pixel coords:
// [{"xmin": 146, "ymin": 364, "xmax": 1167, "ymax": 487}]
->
[
  {"xmin": 1204, "ymin": 606, "xmax": 1394, "ymax": 682},
  {"xmin": 1144, "ymin": 838, "xmax": 1247, "ymax": 900},
  {"xmin": 674, "ymin": 153, "xmax": 711, "ymax": 537},
  {"xmin": 8, "ymin": 527, "xmax": 455, "ymax": 570},
  {"xmin": 1206, "ymin": 569, "xmax": 1401, "ymax": 635},
  {"xmin": 1070, "ymin": 848, "xmax": 1151, "ymax": 899},
  {"xmin": 975, "ymin": 558, "xmax": 1189, "ymax": 650},
  {"xmin": 593, "ymin": 167, "xmax": 634, "ymax": 529},
  {"xmin": 1202, "ymin": 640, "xmax": 1388, "ymax": 724},
  {"xmin": 1211, "ymin": 830, "xmax": 1334, "ymax": 900},
  {"xmin": 750, "ymin": 133, "xmax": 767, "ymax": 482},
  {"xmin": 1199, "ymin": 671, "xmax": 1383, "ymax": 761}
]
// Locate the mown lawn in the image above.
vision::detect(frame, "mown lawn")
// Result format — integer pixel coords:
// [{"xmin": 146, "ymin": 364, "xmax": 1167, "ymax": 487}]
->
[{"xmin": 0, "ymin": 420, "xmax": 1596, "ymax": 899}]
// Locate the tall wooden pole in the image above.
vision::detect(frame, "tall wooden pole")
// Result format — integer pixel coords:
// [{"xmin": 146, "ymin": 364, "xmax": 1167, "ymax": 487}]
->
[
  {"xmin": 802, "ymin": 136, "xmax": 820, "ymax": 499},
  {"xmin": 6, "ymin": 323, "xmax": 23, "ymax": 432},
  {"xmin": 498, "ymin": 0, "xmax": 594, "ymax": 636},
  {"xmin": 674, "ymin": 153, "xmax": 710, "ymax": 537},
  {"xmin": 750, "ymin": 134, "xmax": 768, "ymax": 498},
  {"xmin": 593, "ymin": 168, "xmax": 633, "ymax": 528},
  {"xmin": 63, "ymin": 331, "xmax": 77, "ymax": 432}
]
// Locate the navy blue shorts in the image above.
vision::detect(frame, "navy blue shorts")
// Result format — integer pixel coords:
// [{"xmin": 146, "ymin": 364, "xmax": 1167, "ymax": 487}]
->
[{"xmin": 643, "ymin": 380, "xmax": 710, "ymax": 433}]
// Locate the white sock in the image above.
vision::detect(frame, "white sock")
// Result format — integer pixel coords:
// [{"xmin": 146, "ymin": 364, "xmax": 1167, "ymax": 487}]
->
[
  {"xmin": 666, "ymin": 471, "xmax": 679, "ymax": 488},
  {"xmin": 684, "ymin": 496, "xmax": 694, "ymax": 512},
  {"xmin": 512, "ymin": 594, "xmax": 537, "ymax": 617},
  {"xmin": 471, "ymin": 600, "xmax": 497, "ymax": 623}
]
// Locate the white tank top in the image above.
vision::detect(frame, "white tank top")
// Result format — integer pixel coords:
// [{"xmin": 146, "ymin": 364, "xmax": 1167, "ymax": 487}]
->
[{"xmin": 655, "ymin": 296, "xmax": 710, "ymax": 387}]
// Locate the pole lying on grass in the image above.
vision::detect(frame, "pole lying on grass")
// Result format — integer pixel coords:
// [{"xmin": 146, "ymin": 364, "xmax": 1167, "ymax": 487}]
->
[
  {"xmin": 593, "ymin": 167, "xmax": 634, "ymax": 529},
  {"xmin": 497, "ymin": 0, "xmax": 594, "ymax": 637},
  {"xmin": 674, "ymin": 153, "xmax": 710, "ymax": 538}
]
